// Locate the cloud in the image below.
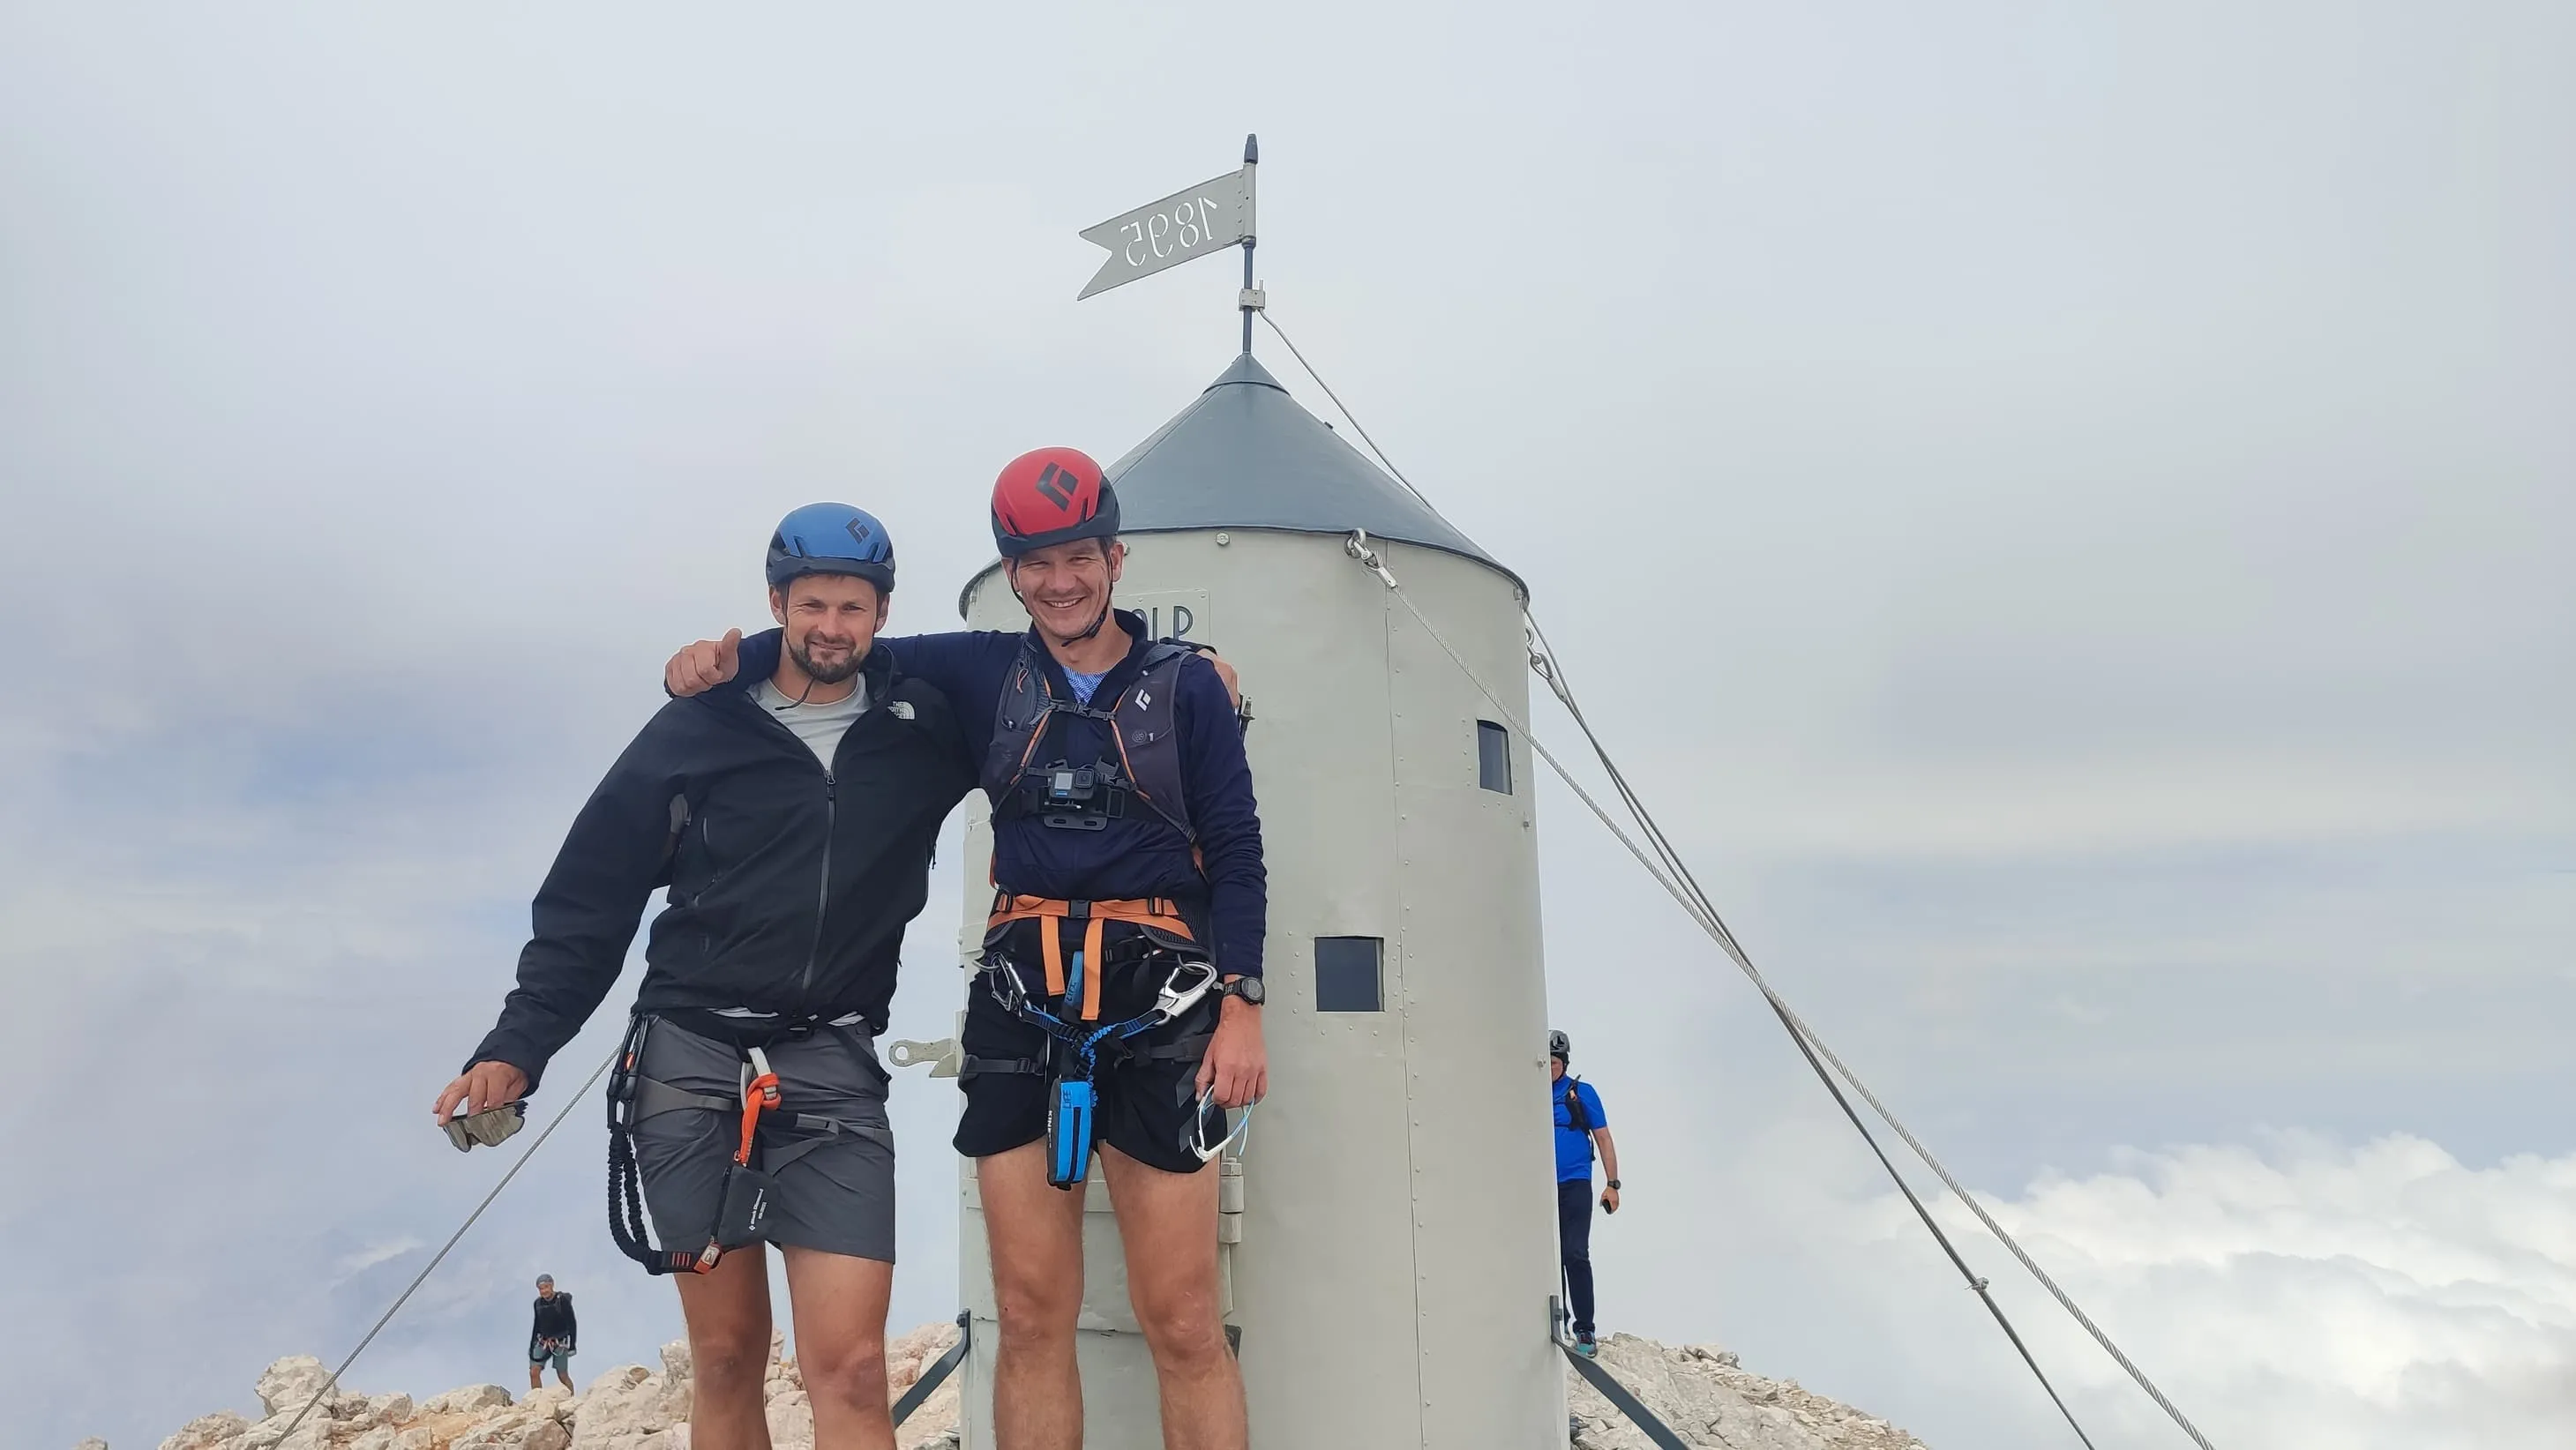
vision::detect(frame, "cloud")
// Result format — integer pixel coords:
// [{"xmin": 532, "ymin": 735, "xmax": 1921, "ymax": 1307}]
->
[
  {"xmin": 1929, "ymin": 1134, "xmax": 2576, "ymax": 1448},
  {"xmin": 1584, "ymin": 1116, "xmax": 2576, "ymax": 1450},
  {"xmin": 333, "ymin": 1237, "xmax": 424, "ymax": 1282}
]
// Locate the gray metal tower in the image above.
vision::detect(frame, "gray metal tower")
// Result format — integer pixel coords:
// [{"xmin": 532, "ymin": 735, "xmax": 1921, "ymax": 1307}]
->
[{"xmin": 947, "ymin": 353, "xmax": 1563, "ymax": 1446}]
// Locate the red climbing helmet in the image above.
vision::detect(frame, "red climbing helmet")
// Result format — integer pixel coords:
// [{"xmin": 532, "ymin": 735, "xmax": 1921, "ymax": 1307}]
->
[{"xmin": 991, "ymin": 446, "xmax": 1121, "ymax": 559}]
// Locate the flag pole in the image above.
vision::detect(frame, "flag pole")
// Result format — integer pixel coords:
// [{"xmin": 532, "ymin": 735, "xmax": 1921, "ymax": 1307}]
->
[{"xmin": 1239, "ymin": 134, "xmax": 1260, "ymax": 355}]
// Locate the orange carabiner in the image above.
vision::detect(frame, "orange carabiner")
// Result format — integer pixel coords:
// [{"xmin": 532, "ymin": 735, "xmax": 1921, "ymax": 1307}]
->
[{"xmin": 737, "ymin": 1046, "xmax": 780, "ymax": 1167}]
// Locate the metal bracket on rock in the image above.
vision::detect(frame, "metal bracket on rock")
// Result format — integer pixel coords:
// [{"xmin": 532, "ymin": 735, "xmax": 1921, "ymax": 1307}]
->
[{"xmin": 887, "ymin": 1037, "xmax": 962, "ymax": 1078}]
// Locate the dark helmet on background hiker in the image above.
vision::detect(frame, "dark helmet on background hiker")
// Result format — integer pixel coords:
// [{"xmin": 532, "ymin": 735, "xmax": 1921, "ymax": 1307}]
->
[
  {"xmin": 992, "ymin": 446, "xmax": 1120, "ymax": 558},
  {"xmin": 768, "ymin": 503, "xmax": 897, "ymax": 594},
  {"xmin": 1549, "ymin": 1029, "xmax": 1571, "ymax": 1063}
]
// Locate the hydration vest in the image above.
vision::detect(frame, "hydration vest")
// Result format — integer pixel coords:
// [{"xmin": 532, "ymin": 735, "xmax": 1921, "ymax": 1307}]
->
[{"xmin": 980, "ymin": 633, "xmax": 1199, "ymax": 843}]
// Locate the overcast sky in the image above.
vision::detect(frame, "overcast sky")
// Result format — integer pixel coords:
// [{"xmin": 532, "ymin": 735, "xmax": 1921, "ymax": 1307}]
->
[{"xmin": 4, "ymin": 4, "xmax": 2570, "ymax": 1448}]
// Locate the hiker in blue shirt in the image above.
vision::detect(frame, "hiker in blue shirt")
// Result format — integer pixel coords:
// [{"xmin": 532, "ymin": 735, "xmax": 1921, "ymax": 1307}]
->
[{"xmin": 1551, "ymin": 1029, "xmax": 1621, "ymax": 1357}]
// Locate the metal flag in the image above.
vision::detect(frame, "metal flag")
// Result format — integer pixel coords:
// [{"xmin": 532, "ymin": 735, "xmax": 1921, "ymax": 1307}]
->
[{"xmin": 1077, "ymin": 146, "xmax": 1256, "ymax": 300}]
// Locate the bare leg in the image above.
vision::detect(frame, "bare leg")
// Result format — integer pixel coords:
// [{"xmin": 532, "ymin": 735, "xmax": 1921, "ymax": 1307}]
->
[
  {"xmin": 979, "ymin": 1141, "xmax": 1090, "ymax": 1449},
  {"xmin": 781, "ymin": 1245, "xmax": 896, "ymax": 1450},
  {"xmin": 529, "ymin": 1363, "xmax": 543, "ymax": 1392},
  {"xmin": 674, "ymin": 1243, "xmax": 777, "ymax": 1450},
  {"xmin": 557, "ymin": 1364, "xmax": 576, "ymax": 1392},
  {"xmin": 1101, "ymin": 1146, "xmax": 1243, "ymax": 1450}
]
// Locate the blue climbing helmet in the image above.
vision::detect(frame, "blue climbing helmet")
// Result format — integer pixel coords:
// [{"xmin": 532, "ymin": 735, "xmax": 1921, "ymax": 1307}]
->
[{"xmin": 767, "ymin": 503, "xmax": 896, "ymax": 594}]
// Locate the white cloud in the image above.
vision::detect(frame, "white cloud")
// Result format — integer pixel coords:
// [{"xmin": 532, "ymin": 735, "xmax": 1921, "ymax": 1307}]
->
[
  {"xmin": 1900, "ymin": 1134, "xmax": 2576, "ymax": 1449},
  {"xmin": 333, "ymin": 1237, "xmax": 423, "ymax": 1281}
]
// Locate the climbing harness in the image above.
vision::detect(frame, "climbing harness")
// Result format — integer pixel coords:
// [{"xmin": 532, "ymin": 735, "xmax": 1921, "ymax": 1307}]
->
[
  {"xmin": 605, "ymin": 1013, "xmax": 893, "ymax": 1274},
  {"xmin": 985, "ymin": 893, "xmax": 1198, "ymax": 1020},
  {"xmin": 1267, "ymin": 306, "xmax": 2207, "ymax": 1450},
  {"xmin": 977, "ymin": 949, "xmax": 1219, "ymax": 1188}
]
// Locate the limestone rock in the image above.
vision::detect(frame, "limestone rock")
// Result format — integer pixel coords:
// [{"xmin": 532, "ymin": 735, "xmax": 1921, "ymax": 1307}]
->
[
  {"xmin": 76, "ymin": 1439, "xmax": 110, "ymax": 1450},
  {"xmin": 159, "ymin": 1410, "xmax": 251, "ymax": 1450},
  {"xmin": 1568, "ymin": 1333, "xmax": 1928, "ymax": 1450},
  {"xmin": 253, "ymin": 1357, "xmax": 333, "ymax": 1419},
  {"xmin": 656, "ymin": 1340, "xmax": 694, "ymax": 1420},
  {"xmin": 573, "ymin": 1364, "xmax": 674, "ymax": 1446},
  {"xmin": 237, "ymin": 1416, "xmax": 328, "ymax": 1450},
  {"xmin": 158, "ymin": 1319, "xmax": 1921, "ymax": 1450},
  {"xmin": 453, "ymin": 1412, "xmax": 573, "ymax": 1450},
  {"xmin": 887, "ymin": 1321, "xmax": 965, "ymax": 1450},
  {"xmin": 763, "ymin": 1389, "xmax": 814, "ymax": 1450},
  {"xmin": 423, "ymin": 1383, "xmax": 515, "ymax": 1415}
]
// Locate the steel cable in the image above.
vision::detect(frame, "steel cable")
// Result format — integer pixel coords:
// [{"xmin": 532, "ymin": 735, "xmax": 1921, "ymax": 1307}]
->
[
  {"xmin": 1267, "ymin": 308, "xmax": 2214, "ymax": 1450},
  {"xmin": 273, "ymin": 1048, "xmax": 618, "ymax": 1443}
]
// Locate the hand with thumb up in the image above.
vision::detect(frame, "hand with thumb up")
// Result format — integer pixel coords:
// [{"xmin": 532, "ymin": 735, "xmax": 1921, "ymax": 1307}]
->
[{"xmin": 666, "ymin": 628, "xmax": 741, "ymax": 697}]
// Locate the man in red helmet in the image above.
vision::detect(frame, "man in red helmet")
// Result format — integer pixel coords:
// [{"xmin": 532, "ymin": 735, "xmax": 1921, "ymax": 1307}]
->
[{"xmin": 663, "ymin": 448, "xmax": 1265, "ymax": 1450}]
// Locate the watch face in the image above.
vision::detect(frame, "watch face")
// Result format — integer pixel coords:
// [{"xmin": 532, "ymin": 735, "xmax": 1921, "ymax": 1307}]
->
[{"xmin": 1231, "ymin": 977, "xmax": 1266, "ymax": 1005}]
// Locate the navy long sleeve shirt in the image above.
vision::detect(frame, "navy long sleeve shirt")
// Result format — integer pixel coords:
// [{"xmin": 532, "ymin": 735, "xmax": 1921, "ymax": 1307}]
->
[{"xmin": 729, "ymin": 612, "xmax": 1267, "ymax": 977}]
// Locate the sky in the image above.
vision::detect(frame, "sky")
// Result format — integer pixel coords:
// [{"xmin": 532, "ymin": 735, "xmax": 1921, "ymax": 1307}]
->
[{"xmin": 3, "ymin": 3, "xmax": 2570, "ymax": 1447}]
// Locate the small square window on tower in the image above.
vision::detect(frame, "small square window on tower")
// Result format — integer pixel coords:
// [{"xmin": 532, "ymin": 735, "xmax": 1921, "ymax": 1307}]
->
[
  {"xmin": 1476, "ymin": 720, "xmax": 1513, "ymax": 795},
  {"xmin": 1314, "ymin": 937, "xmax": 1384, "ymax": 1013}
]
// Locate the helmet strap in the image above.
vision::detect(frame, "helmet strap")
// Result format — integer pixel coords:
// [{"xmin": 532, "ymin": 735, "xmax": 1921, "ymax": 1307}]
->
[{"xmin": 1065, "ymin": 598, "xmax": 1113, "ymax": 644}]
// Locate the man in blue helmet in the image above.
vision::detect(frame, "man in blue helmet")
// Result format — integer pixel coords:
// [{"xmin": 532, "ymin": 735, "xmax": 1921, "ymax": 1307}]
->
[
  {"xmin": 435, "ymin": 505, "xmax": 974, "ymax": 1450},
  {"xmin": 663, "ymin": 448, "xmax": 1267, "ymax": 1450}
]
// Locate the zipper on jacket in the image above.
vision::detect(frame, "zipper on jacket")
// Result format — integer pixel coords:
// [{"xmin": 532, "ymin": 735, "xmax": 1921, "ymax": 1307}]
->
[{"xmin": 800, "ymin": 769, "xmax": 835, "ymax": 1005}]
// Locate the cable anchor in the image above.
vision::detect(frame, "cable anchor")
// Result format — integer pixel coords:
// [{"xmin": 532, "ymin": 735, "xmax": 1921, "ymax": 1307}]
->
[{"xmin": 1344, "ymin": 530, "xmax": 1399, "ymax": 590}]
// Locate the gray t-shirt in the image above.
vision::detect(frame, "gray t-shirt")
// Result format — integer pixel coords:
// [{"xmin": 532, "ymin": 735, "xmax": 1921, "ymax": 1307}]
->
[{"xmin": 753, "ymin": 676, "xmax": 870, "ymax": 769}]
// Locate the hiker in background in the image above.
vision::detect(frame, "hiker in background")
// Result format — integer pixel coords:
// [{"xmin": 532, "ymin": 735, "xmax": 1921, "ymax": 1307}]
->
[
  {"xmin": 1550, "ymin": 1029, "xmax": 1621, "ymax": 1357},
  {"xmin": 528, "ymin": 1274, "xmax": 577, "ymax": 1392}
]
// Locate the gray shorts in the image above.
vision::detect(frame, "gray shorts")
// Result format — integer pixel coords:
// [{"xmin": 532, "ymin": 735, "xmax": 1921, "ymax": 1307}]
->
[{"xmin": 631, "ymin": 1018, "xmax": 897, "ymax": 1263}]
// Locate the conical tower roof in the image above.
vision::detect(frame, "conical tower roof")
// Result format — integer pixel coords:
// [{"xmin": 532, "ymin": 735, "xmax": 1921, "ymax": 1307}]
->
[{"xmin": 1105, "ymin": 353, "xmax": 1520, "ymax": 589}]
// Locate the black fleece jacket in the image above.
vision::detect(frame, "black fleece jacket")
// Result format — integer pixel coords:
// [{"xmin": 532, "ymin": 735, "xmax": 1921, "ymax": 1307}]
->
[{"xmin": 468, "ymin": 646, "xmax": 974, "ymax": 1089}]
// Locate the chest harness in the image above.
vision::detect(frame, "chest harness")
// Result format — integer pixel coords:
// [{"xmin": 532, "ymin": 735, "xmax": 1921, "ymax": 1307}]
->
[
  {"xmin": 603, "ymin": 1011, "xmax": 894, "ymax": 1275},
  {"xmin": 969, "ymin": 635, "xmax": 1232, "ymax": 1187}
]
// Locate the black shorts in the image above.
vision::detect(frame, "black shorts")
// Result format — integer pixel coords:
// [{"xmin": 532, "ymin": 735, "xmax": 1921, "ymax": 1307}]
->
[{"xmin": 955, "ymin": 920, "xmax": 1222, "ymax": 1175}]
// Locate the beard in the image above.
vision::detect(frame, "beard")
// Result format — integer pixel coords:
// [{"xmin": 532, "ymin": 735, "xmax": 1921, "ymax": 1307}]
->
[{"xmin": 788, "ymin": 634, "xmax": 864, "ymax": 684}]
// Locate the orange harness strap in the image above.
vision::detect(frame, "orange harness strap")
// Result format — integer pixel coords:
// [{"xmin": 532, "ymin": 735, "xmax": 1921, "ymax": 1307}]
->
[{"xmin": 987, "ymin": 894, "xmax": 1195, "ymax": 1022}]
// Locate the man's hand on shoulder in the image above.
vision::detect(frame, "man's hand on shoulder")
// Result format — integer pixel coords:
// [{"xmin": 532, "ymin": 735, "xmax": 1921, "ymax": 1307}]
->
[
  {"xmin": 1172, "ymin": 642, "xmax": 1242, "ymax": 709},
  {"xmin": 666, "ymin": 629, "xmax": 741, "ymax": 698}
]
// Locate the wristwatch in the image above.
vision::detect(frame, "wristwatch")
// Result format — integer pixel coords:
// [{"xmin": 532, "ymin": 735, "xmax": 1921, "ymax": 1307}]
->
[
  {"xmin": 1219, "ymin": 976, "xmax": 1267, "ymax": 1006},
  {"xmin": 1606, "ymin": 1179, "xmax": 1621, "ymax": 1190}
]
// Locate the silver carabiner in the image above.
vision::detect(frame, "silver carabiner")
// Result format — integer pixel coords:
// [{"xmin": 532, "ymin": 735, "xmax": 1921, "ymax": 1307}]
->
[{"xmin": 1153, "ymin": 960, "xmax": 1220, "ymax": 1023}]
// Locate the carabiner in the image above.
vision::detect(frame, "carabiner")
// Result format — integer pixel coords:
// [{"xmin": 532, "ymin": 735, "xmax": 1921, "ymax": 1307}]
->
[
  {"xmin": 1152, "ymin": 960, "xmax": 1220, "ymax": 1024},
  {"xmin": 1186, "ymin": 1088, "xmax": 1258, "ymax": 1162}
]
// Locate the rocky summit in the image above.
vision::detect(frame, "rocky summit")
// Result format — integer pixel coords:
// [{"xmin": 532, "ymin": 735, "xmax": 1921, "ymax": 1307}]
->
[
  {"xmin": 128, "ymin": 1322, "xmax": 962, "ymax": 1450},
  {"xmin": 1568, "ymin": 1334, "xmax": 1929, "ymax": 1450},
  {"xmin": 104, "ymin": 1323, "xmax": 1921, "ymax": 1449}
]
